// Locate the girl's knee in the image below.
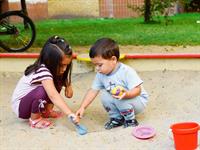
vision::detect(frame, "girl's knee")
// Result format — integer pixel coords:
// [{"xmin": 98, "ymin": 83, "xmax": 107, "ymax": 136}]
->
[
  {"xmin": 34, "ymin": 86, "xmax": 48, "ymax": 98},
  {"xmin": 33, "ymin": 86, "xmax": 52, "ymax": 103}
]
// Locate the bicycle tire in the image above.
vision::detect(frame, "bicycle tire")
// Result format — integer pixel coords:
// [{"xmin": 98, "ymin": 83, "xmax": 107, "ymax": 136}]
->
[{"xmin": 0, "ymin": 11, "xmax": 36, "ymax": 52}]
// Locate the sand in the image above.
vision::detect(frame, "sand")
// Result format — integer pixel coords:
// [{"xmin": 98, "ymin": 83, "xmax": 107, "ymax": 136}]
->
[
  {"xmin": 0, "ymin": 70, "xmax": 200, "ymax": 150},
  {"xmin": 0, "ymin": 46, "xmax": 200, "ymax": 150}
]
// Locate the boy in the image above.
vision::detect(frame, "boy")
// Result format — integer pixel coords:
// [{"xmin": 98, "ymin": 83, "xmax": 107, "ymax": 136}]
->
[{"xmin": 76, "ymin": 38, "xmax": 148, "ymax": 129}]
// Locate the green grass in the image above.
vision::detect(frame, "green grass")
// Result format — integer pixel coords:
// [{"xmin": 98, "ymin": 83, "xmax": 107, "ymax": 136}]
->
[{"xmin": 33, "ymin": 13, "xmax": 200, "ymax": 47}]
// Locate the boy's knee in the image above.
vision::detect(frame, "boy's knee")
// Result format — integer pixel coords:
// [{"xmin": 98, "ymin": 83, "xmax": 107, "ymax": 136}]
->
[{"xmin": 120, "ymin": 108, "xmax": 135, "ymax": 120}]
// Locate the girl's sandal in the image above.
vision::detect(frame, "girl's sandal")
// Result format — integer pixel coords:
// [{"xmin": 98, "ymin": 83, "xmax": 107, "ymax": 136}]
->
[
  {"xmin": 42, "ymin": 110, "xmax": 64, "ymax": 118},
  {"xmin": 29, "ymin": 117, "xmax": 52, "ymax": 129}
]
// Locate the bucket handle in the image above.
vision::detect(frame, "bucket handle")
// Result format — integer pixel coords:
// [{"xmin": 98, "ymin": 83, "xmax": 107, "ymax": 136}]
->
[{"xmin": 168, "ymin": 129, "xmax": 173, "ymax": 140}]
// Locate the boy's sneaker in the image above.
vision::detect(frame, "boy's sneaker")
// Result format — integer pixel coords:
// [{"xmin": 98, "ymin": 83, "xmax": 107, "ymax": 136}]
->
[
  {"xmin": 104, "ymin": 118, "xmax": 124, "ymax": 130},
  {"xmin": 124, "ymin": 119, "xmax": 139, "ymax": 128}
]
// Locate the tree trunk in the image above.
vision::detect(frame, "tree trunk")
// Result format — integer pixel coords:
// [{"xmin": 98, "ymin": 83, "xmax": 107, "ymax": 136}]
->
[{"xmin": 144, "ymin": 0, "xmax": 151, "ymax": 22}]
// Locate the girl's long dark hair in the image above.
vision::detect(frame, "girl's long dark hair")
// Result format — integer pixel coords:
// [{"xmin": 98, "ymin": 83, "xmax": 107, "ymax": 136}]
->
[{"xmin": 25, "ymin": 36, "xmax": 73, "ymax": 90}]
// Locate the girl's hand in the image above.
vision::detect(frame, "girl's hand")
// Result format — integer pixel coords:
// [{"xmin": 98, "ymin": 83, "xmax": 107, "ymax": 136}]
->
[
  {"xmin": 76, "ymin": 107, "xmax": 85, "ymax": 119},
  {"xmin": 68, "ymin": 113, "xmax": 80, "ymax": 124},
  {"xmin": 65, "ymin": 85, "xmax": 73, "ymax": 98}
]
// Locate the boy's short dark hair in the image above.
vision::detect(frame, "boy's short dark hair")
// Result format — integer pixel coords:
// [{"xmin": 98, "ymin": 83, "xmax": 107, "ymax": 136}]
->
[{"xmin": 89, "ymin": 38, "xmax": 120, "ymax": 60}]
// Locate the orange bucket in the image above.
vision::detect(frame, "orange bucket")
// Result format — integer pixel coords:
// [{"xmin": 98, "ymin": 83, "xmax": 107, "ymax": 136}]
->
[{"xmin": 170, "ymin": 122, "xmax": 200, "ymax": 150}]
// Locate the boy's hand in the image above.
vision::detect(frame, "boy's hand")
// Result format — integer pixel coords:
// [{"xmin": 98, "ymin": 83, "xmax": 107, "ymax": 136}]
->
[
  {"xmin": 76, "ymin": 107, "xmax": 85, "ymax": 119},
  {"xmin": 112, "ymin": 92, "xmax": 126, "ymax": 100}
]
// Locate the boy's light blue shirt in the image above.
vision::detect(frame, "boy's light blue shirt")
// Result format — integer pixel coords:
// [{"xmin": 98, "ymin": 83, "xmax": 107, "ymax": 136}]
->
[{"xmin": 92, "ymin": 63, "xmax": 148, "ymax": 103}]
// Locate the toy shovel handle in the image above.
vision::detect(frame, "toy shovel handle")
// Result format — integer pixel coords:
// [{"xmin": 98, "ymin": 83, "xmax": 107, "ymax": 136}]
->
[{"xmin": 68, "ymin": 116, "xmax": 87, "ymax": 135}]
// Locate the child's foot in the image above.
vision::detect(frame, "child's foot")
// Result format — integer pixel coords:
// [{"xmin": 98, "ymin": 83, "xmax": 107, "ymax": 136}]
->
[
  {"xmin": 29, "ymin": 117, "xmax": 52, "ymax": 129},
  {"xmin": 123, "ymin": 119, "xmax": 139, "ymax": 128},
  {"xmin": 42, "ymin": 110, "xmax": 64, "ymax": 118},
  {"xmin": 104, "ymin": 118, "xmax": 124, "ymax": 130}
]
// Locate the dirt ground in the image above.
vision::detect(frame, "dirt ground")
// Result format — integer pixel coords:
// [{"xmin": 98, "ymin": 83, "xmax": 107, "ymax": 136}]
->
[{"xmin": 0, "ymin": 46, "xmax": 200, "ymax": 150}]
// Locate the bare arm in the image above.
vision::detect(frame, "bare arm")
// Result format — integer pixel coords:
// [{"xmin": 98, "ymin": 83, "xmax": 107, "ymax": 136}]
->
[
  {"xmin": 76, "ymin": 88, "xmax": 99, "ymax": 118},
  {"xmin": 124, "ymin": 85, "xmax": 141, "ymax": 99},
  {"xmin": 80, "ymin": 88, "xmax": 99, "ymax": 109},
  {"xmin": 42, "ymin": 79, "xmax": 73, "ymax": 116}
]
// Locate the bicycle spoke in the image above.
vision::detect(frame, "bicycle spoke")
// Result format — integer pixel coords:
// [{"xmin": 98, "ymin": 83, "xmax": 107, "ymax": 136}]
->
[{"xmin": 0, "ymin": 11, "xmax": 35, "ymax": 52}]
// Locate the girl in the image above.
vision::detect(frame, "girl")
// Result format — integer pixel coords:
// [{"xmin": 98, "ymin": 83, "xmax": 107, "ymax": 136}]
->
[{"xmin": 11, "ymin": 35, "xmax": 79, "ymax": 129}]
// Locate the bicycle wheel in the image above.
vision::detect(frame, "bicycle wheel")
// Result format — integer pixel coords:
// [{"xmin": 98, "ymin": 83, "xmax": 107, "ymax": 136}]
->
[{"xmin": 0, "ymin": 11, "xmax": 36, "ymax": 52}]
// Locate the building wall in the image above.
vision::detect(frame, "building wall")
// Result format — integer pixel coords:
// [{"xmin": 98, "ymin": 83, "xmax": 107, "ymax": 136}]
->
[
  {"xmin": 0, "ymin": 0, "xmax": 9, "ymax": 13},
  {"xmin": 48, "ymin": 0, "xmax": 99, "ymax": 18},
  {"xmin": 4, "ymin": 0, "xmax": 144, "ymax": 20},
  {"xmin": 99, "ymin": 0, "xmax": 144, "ymax": 18},
  {"xmin": 8, "ymin": 0, "xmax": 48, "ymax": 21}
]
